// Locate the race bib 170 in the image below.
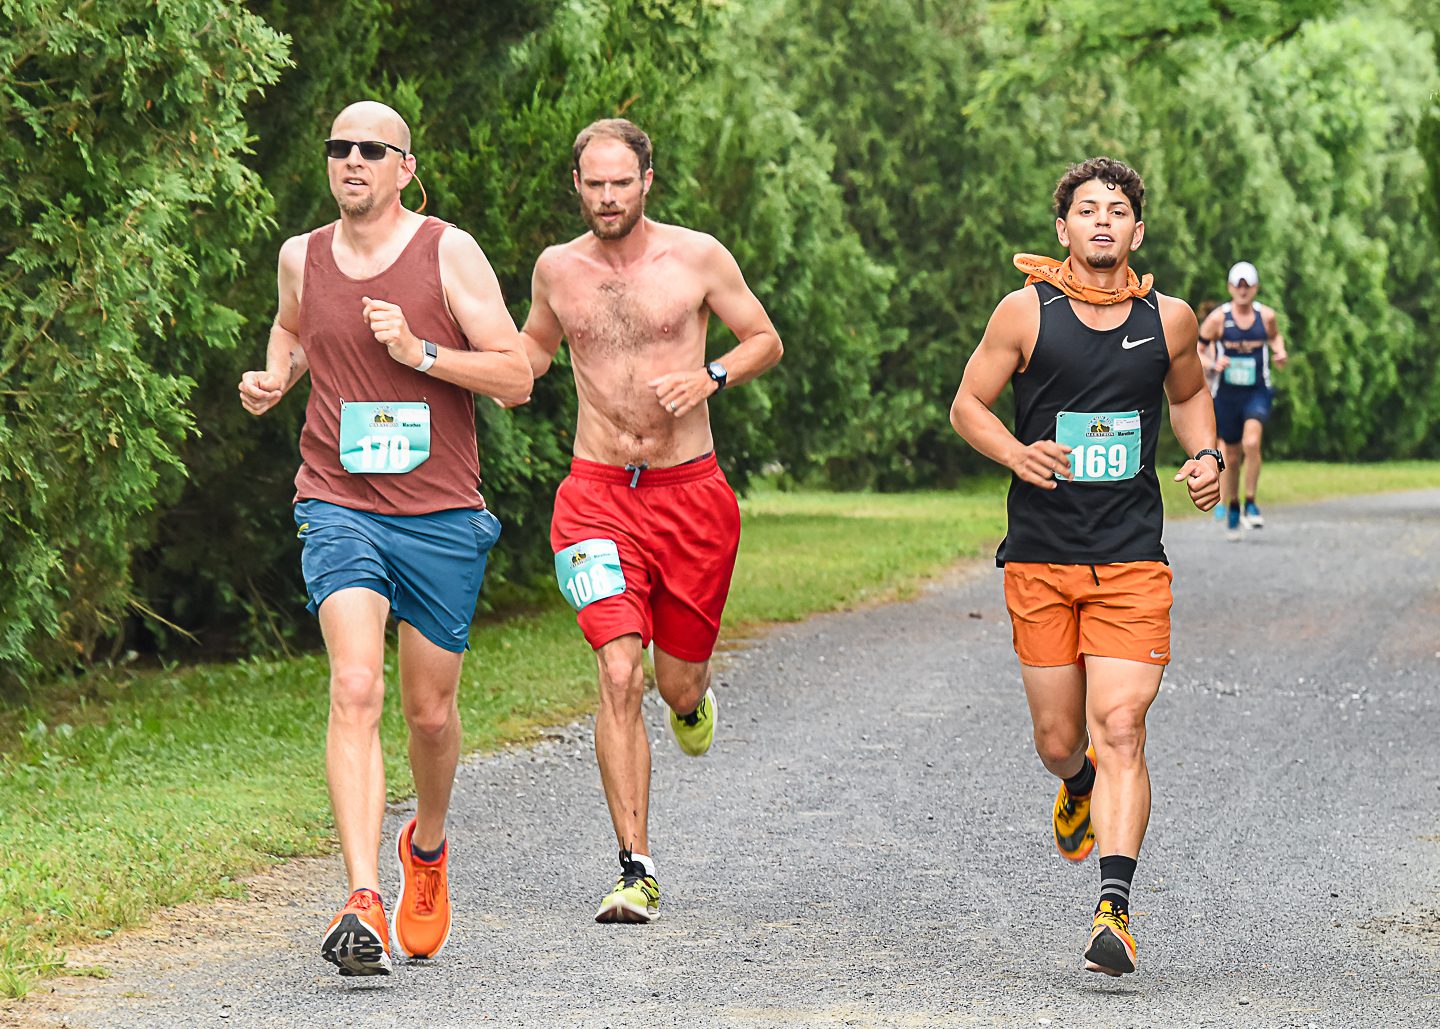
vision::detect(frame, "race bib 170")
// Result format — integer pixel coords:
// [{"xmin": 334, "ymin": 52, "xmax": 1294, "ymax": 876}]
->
[{"xmin": 338, "ymin": 401, "xmax": 431, "ymax": 474}]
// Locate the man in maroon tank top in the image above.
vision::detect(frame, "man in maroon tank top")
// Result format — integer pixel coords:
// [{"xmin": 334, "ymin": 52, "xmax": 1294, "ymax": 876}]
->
[
  {"xmin": 237, "ymin": 101, "xmax": 531, "ymax": 976},
  {"xmin": 517, "ymin": 119, "xmax": 783, "ymax": 924}
]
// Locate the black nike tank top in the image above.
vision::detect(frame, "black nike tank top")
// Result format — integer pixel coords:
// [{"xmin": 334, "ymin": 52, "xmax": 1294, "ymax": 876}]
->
[{"xmin": 996, "ymin": 281, "xmax": 1171, "ymax": 566}]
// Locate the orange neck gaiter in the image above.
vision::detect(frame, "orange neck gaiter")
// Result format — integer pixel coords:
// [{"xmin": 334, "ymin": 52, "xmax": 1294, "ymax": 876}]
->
[{"xmin": 1013, "ymin": 253, "xmax": 1153, "ymax": 306}]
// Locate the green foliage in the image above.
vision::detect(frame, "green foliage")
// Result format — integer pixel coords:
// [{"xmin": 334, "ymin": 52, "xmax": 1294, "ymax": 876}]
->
[
  {"xmin": 735, "ymin": 0, "xmax": 1031, "ymax": 488},
  {"xmin": 3, "ymin": 0, "xmax": 1437, "ymax": 679},
  {"xmin": 1106, "ymin": 9, "xmax": 1440, "ymax": 458},
  {"xmin": 0, "ymin": 1, "xmax": 286, "ymax": 682},
  {"xmin": 749, "ymin": 0, "xmax": 1438, "ymax": 481}
]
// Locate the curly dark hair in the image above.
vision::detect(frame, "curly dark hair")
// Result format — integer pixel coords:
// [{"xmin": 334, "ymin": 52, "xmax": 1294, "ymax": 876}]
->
[
  {"xmin": 1053, "ymin": 157, "xmax": 1144, "ymax": 221},
  {"xmin": 572, "ymin": 118, "xmax": 653, "ymax": 177}
]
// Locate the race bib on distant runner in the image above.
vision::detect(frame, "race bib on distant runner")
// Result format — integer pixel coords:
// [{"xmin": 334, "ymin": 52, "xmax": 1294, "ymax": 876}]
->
[
  {"xmin": 1056, "ymin": 410, "xmax": 1141, "ymax": 483},
  {"xmin": 1223, "ymin": 356, "xmax": 1258, "ymax": 387},
  {"xmin": 554, "ymin": 538, "xmax": 626, "ymax": 611},
  {"xmin": 338, "ymin": 401, "xmax": 431, "ymax": 474}
]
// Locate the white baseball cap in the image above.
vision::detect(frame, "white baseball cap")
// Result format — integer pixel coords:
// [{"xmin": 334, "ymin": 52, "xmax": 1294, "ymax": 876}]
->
[{"xmin": 1227, "ymin": 261, "xmax": 1259, "ymax": 286}]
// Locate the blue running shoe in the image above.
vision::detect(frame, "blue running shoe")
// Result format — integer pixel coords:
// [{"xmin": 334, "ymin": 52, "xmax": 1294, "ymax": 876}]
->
[
  {"xmin": 1226, "ymin": 502, "xmax": 1241, "ymax": 542},
  {"xmin": 1241, "ymin": 500, "xmax": 1264, "ymax": 529},
  {"xmin": 1213, "ymin": 503, "xmax": 1226, "ymax": 522}
]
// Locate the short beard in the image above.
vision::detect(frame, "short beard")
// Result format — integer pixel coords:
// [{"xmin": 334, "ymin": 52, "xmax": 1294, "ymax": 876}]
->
[
  {"xmin": 582, "ymin": 196, "xmax": 644, "ymax": 240},
  {"xmin": 1085, "ymin": 252, "xmax": 1119, "ymax": 270},
  {"xmin": 335, "ymin": 192, "xmax": 375, "ymax": 217}
]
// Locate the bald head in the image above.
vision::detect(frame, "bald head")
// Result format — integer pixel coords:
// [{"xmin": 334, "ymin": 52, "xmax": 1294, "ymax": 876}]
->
[{"xmin": 331, "ymin": 101, "xmax": 411, "ymax": 153}]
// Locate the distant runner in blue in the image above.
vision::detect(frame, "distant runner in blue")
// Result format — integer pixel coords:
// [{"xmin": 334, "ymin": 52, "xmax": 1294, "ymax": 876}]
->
[{"xmin": 1198, "ymin": 261, "xmax": 1289, "ymax": 541}]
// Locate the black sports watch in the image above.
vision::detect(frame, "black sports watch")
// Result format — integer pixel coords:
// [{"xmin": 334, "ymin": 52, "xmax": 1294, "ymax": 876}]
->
[
  {"xmin": 1194, "ymin": 448, "xmax": 1225, "ymax": 471},
  {"xmin": 705, "ymin": 360, "xmax": 728, "ymax": 392}
]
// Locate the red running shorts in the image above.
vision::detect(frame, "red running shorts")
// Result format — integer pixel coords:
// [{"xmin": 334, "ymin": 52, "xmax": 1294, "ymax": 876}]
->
[{"xmin": 550, "ymin": 454, "xmax": 741, "ymax": 663}]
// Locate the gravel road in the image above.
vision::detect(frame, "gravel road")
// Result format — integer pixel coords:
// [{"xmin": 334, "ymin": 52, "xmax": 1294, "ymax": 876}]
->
[{"xmin": 9, "ymin": 489, "xmax": 1439, "ymax": 1029}]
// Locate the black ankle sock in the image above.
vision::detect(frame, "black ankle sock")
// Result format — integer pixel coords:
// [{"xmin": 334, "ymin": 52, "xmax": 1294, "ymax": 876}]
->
[
  {"xmin": 1063, "ymin": 753, "xmax": 1095, "ymax": 797},
  {"xmin": 410, "ymin": 839, "xmax": 445, "ymax": 863},
  {"xmin": 1229, "ymin": 499, "xmax": 1240, "ymax": 511},
  {"xmin": 1098, "ymin": 854, "xmax": 1137, "ymax": 913}
]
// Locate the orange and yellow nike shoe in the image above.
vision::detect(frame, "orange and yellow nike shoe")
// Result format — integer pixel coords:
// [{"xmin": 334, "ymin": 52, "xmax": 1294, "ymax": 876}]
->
[
  {"xmin": 1052, "ymin": 747, "xmax": 1097, "ymax": 862},
  {"xmin": 1084, "ymin": 900, "xmax": 1137, "ymax": 976}
]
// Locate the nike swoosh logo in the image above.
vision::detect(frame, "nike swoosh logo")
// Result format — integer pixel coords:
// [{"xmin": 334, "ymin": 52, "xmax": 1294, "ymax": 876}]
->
[
  {"xmin": 1122, "ymin": 336, "xmax": 1154, "ymax": 349},
  {"xmin": 1149, "ymin": 649, "xmax": 1168, "ymax": 659}
]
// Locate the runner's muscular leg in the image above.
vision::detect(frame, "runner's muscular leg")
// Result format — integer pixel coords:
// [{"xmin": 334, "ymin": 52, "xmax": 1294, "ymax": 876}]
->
[
  {"xmin": 1082, "ymin": 655, "xmax": 1163, "ymax": 858},
  {"xmin": 1242, "ymin": 419, "xmax": 1264, "ymax": 499},
  {"xmin": 318, "ymin": 586, "xmax": 391, "ymax": 894},
  {"xmin": 397, "ymin": 622, "xmax": 466, "ymax": 852},
  {"xmin": 594, "ymin": 633, "xmax": 651, "ymax": 854},
  {"xmin": 653, "ymin": 646, "xmax": 710, "ymax": 719},
  {"xmin": 1020, "ymin": 662, "xmax": 1090, "ymax": 780}
]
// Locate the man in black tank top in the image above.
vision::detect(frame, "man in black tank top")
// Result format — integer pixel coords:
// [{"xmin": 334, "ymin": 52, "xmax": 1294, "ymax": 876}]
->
[{"xmin": 949, "ymin": 157, "xmax": 1222, "ymax": 978}]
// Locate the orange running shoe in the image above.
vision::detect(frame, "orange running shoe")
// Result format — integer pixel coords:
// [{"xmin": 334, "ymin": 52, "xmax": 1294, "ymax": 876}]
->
[
  {"xmin": 393, "ymin": 817, "xmax": 451, "ymax": 959},
  {"xmin": 1084, "ymin": 900, "xmax": 1137, "ymax": 976},
  {"xmin": 1052, "ymin": 747, "xmax": 1097, "ymax": 862},
  {"xmin": 320, "ymin": 888, "xmax": 392, "ymax": 976}
]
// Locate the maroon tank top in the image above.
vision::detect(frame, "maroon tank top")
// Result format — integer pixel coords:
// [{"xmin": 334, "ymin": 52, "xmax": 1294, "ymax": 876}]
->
[{"xmin": 294, "ymin": 217, "xmax": 484, "ymax": 514}]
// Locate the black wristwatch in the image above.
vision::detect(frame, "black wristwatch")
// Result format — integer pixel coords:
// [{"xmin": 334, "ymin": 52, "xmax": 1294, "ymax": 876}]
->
[
  {"xmin": 1194, "ymin": 448, "xmax": 1225, "ymax": 471},
  {"xmin": 705, "ymin": 360, "xmax": 728, "ymax": 392}
]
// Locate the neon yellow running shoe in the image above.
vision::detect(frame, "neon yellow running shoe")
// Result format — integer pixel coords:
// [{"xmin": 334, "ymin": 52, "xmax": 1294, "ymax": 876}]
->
[
  {"xmin": 595, "ymin": 849, "xmax": 660, "ymax": 924},
  {"xmin": 1052, "ymin": 747, "xmax": 1096, "ymax": 862},
  {"xmin": 668, "ymin": 686, "xmax": 717, "ymax": 757}
]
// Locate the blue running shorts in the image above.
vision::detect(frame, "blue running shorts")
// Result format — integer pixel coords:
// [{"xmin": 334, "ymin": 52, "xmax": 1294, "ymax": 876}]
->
[
  {"xmin": 293, "ymin": 499, "xmax": 502, "ymax": 653},
  {"xmin": 1213, "ymin": 387, "xmax": 1273, "ymax": 444}
]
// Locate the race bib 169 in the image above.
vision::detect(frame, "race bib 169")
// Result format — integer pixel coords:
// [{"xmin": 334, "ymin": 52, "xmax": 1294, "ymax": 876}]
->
[{"xmin": 1055, "ymin": 410, "xmax": 1142, "ymax": 483}]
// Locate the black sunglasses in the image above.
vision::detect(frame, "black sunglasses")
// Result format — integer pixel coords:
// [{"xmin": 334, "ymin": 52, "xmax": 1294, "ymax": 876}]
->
[{"xmin": 324, "ymin": 138, "xmax": 407, "ymax": 161}]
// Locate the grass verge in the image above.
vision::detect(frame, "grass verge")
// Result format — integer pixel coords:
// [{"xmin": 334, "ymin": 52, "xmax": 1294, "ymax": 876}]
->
[{"xmin": 1, "ymin": 463, "xmax": 1435, "ymax": 997}]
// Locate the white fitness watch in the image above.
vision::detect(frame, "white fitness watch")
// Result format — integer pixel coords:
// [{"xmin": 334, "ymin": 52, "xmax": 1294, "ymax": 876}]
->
[{"xmin": 415, "ymin": 339, "xmax": 438, "ymax": 373}]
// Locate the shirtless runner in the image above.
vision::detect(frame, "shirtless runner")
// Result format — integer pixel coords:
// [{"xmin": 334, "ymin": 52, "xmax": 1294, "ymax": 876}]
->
[{"xmin": 518, "ymin": 118, "xmax": 783, "ymax": 923}]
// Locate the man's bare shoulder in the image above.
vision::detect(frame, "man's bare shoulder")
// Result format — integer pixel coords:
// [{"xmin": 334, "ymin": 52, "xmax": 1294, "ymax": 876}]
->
[
  {"xmin": 655, "ymin": 222, "xmax": 731, "ymax": 263},
  {"xmin": 437, "ymin": 223, "xmax": 486, "ymax": 258},
  {"xmin": 991, "ymin": 285, "xmax": 1040, "ymax": 324},
  {"xmin": 278, "ymin": 232, "xmax": 310, "ymax": 280},
  {"xmin": 995, "ymin": 284, "xmax": 1039, "ymax": 312},
  {"xmin": 279, "ymin": 231, "xmax": 310, "ymax": 259},
  {"xmin": 535, "ymin": 231, "xmax": 603, "ymax": 272},
  {"xmin": 531, "ymin": 238, "xmax": 591, "ymax": 286},
  {"xmin": 1155, "ymin": 292, "xmax": 1199, "ymax": 347},
  {"xmin": 974, "ymin": 286, "xmax": 1039, "ymax": 353}
]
